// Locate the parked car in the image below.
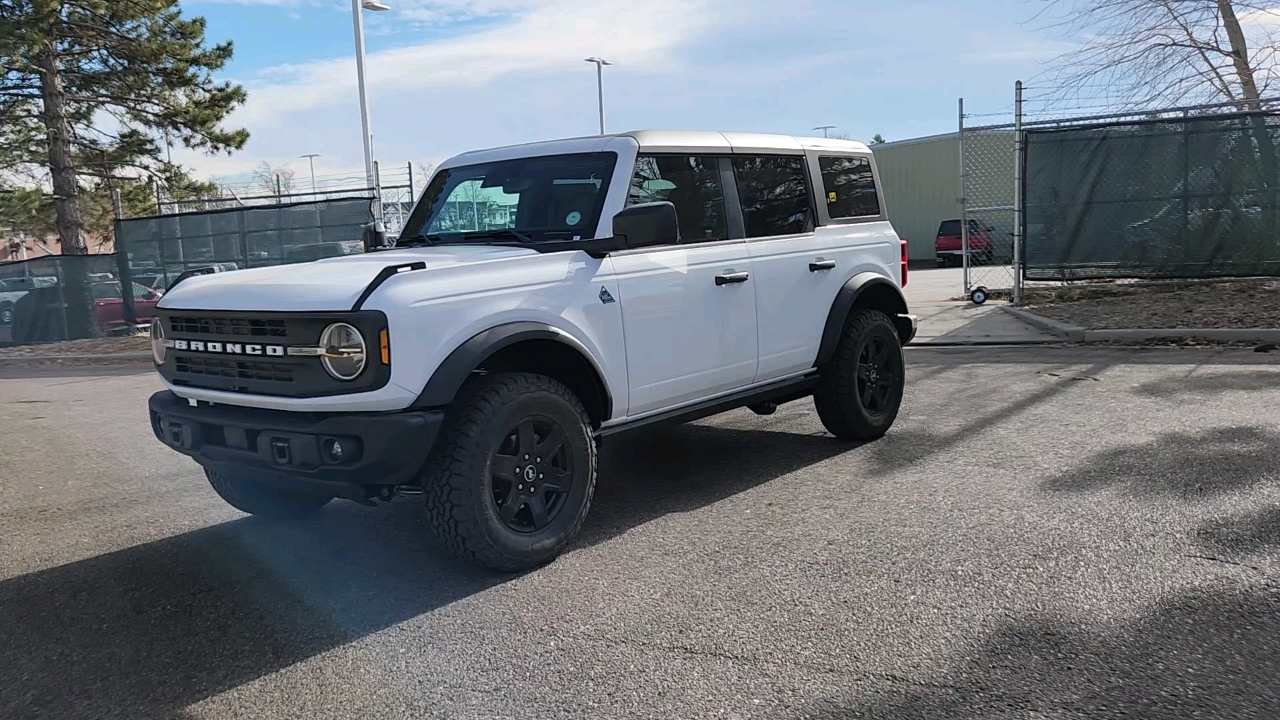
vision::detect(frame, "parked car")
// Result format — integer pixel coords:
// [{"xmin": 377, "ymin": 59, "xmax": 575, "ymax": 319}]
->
[
  {"xmin": 147, "ymin": 130, "xmax": 916, "ymax": 572},
  {"xmin": 935, "ymin": 219, "xmax": 994, "ymax": 267},
  {"xmin": 91, "ymin": 280, "xmax": 162, "ymax": 330},
  {"xmin": 0, "ymin": 276, "xmax": 57, "ymax": 326}
]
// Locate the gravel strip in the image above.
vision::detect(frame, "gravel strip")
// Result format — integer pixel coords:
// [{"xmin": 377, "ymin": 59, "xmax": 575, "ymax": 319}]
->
[
  {"xmin": 1025, "ymin": 280, "xmax": 1280, "ymax": 330},
  {"xmin": 0, "ymin": 335, "xmax": 150, "ymax": 358}
]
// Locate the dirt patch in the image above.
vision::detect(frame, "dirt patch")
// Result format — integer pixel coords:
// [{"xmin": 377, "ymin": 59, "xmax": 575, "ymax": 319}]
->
[
  {"xmin": 0, "ymin": 334, "xmax": 150, "ymax": 359},
  {"xmin": 1024, "ymin": 280, "xmax": 1280, "ymax": 329}
]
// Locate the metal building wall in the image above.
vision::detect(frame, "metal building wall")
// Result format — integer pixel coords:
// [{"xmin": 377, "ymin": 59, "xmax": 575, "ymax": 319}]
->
[{"xmin": 871, "ymin": 132, "xmax": 960, "ymax": 263}]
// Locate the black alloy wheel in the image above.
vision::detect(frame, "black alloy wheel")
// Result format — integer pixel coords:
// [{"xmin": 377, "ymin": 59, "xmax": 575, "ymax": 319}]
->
[
  {"xmin": 855, "ymin": 335, "xmax": 901, "ymax": 418},
  {"xmin": 490, "ymin": 416, "xmax": 573, "ymax": 533}
]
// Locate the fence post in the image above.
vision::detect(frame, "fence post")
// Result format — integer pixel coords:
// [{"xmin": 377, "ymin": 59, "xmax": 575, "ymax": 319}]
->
[
  {"xmin": 153, "ymin": 180, "xmax": 163, "ymax": 215},
  {"xmin": 275, "ymin": 174, "xmax": 283, "ymax": 203},
  {"xmin": 959, "ymin": 97, "xmax": 970, "ymax": 292},
  {"xmin": 407, "ymin": 161, "xmax": 414, "ymax": 200},
  {"xmin": 111, "ymin": 189, "xmax": 137, "ymax": 326},
  {"xmin": 373, "ymin": 160, "xmax": 384, "ymax": 222},
  {"xmin": 1013, "ymin": 80, "xmax": 1024, "ymax": 305}
]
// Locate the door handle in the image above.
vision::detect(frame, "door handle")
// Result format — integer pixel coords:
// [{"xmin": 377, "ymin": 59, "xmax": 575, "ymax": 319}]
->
[
  {"xmin": 809, "ymin": 259, "xmax": 837, "ymax": 272},
  {"xmin": 715, "ymin": 271, "xmax": 750, "ymax": 286}
]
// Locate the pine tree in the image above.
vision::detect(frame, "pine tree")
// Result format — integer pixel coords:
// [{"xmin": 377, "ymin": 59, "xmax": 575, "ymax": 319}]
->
[{"xmin": 0, "ymin": 0, "xmax": 248, "ymax": 254}]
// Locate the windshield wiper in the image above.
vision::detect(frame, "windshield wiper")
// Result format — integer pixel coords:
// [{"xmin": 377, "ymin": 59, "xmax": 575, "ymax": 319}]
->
[
  {"xmin": 396, "ymin": 233, "xmax": 444, "ymax": 247},
  {"xmin": 458, "ymin": 228, "xmax": 538, "ymax": 244}
]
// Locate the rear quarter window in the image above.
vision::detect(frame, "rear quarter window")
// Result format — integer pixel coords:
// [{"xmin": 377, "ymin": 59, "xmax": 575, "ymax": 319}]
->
[{"xmin": 819, "ymin": 155, "xmax": 881, "ymax": 219}]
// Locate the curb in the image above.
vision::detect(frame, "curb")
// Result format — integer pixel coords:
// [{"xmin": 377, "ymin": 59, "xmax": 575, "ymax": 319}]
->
[
  {"xmin": 0, "ymin": 352, "xmax": 152, "ymax": 366},
  {"xmin": 999, "ymin": 306, "xmax": 1086, "ymax": 341},
  {"xmin": 999, "ymin": 306, "xmax": 1280, "ymax": 343}
]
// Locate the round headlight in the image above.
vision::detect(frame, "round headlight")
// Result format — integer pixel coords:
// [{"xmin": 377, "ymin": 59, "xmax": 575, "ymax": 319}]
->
[
  {"xmin": 150, "ymin": 320, "xmax": 166, "ymax": 365},
  {"xmin": 319, "ymin": 323, "xmax": 366, "ymax": 381}
]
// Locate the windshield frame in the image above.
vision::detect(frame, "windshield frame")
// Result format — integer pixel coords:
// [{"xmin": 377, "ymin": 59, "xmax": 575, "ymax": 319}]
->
[{"xmin": 400, "ymin": 151, "xmax": 620, "ymax": 245}]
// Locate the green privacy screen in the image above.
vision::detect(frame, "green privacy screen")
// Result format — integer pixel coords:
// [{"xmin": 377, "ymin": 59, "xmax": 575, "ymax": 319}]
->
[
  {"xmin": 1024, "ymin": 112, "xmax": 1280, "ymax": 280},
  {"xmin": 117, "ymin": 197, "xmax": 375, "ymax": 290}
]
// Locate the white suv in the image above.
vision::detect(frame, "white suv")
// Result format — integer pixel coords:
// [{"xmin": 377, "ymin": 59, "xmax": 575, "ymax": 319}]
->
[{"xmin": 147, "ymin": 130, "xmax": 916, "ymax": 571}]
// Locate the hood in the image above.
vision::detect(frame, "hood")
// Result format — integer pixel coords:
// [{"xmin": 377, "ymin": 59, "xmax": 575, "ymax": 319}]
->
[{"xmin": 156, "ymin": 245, "xmax": 538, "ymax": 312}]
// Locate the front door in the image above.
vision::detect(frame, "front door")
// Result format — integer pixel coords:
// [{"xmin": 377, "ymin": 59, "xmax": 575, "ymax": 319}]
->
[{"xmin": 611, "ymin": 154, "xmax": 758, "ymax": 418}]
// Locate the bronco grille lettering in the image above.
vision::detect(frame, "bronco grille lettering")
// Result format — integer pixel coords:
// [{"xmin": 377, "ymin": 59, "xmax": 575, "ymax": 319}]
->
[{"xmin": 170, "ymin": 338, "xmax": 288, "ymax": 357}]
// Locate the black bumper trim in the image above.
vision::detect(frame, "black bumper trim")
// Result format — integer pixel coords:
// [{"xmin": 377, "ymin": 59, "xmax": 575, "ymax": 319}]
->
[{"xmin": 148, "ymin": 391, "xmax": 443, "ymax": 498}]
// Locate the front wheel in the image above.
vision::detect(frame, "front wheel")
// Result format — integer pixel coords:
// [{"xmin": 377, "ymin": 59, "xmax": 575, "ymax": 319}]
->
[
  {"xmin": 205, "ymin": 468, "xmax": 333, "ymax": 519},
  {"xmin": 813, "ymin": 309, "xmax": 905, "ymax": 441},
  {"xmin": 420, "ymin": 372, "xmax": 596, "ymax": 572}
]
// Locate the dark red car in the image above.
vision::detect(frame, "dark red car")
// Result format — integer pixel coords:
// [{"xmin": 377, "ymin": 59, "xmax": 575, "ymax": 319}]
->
[
  {"xmin": 91, "ymin": 280, "xmax": 161, "ymax": 331},
  {"xmin": 935, "ymin": 219, "xmax": 994, "ymax": 267}
]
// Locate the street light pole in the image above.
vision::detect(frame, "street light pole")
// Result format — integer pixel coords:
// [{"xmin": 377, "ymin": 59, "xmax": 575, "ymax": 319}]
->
[
  {"xmin": 584, "ymin": 57, "xmax": 612, "ymax": 135},
  {"xmin": 300, "ymin": 153, "xmax": 320, "ymax": 199},
  {"xmin": 813, "ymin": 125, "xmax": 837, "ymax": 138},
  {"xmin": 351, "ymin": 0, "xmax": 389, "ymax": 188}
]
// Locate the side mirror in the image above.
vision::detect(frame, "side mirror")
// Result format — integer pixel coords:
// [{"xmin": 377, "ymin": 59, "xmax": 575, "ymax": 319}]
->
[
  {"xmin": 612, "ymin": 201, "xmax": 680, "ymax": 250},
  {"xmin": 362, "ymin": 220, "xmax": 388, "ymax": 253}
]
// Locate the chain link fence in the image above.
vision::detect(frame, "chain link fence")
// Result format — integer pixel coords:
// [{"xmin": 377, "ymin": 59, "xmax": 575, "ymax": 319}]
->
[{"xmin": 1024, "ymin": 108, "xmax": 1280, "ymax": 280}]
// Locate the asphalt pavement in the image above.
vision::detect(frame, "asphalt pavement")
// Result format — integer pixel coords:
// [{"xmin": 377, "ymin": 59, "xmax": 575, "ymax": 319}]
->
[{"xmin": 3, "ymin": 345, "xmax": 1280, "ymax": 719}]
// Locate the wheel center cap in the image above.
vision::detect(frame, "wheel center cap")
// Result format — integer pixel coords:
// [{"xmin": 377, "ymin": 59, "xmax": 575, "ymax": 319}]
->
[{"xmin": 523, "ymin": 465, "xmax": 538, "ymax": 482}]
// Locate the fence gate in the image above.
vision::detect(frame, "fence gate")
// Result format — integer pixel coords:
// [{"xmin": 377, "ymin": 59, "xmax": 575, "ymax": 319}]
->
[{"xmin": 959, "ymin": 101, "xmax": 1021, "ymax": 299}]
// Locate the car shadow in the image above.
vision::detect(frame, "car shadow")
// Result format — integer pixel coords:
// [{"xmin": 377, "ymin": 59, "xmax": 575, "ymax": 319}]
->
[
  {"xmin": 799, "ymin": 584, "xmax": 1280, "ymax": 719},
  {"xmin": 0, "ymin": 420, "xmax": 856, "ymax": 720},
  {"xmin": 1196, "ymin": 507, "xmax": 1280, "ymax": 557},
  {"xmin": 1131, "ymin": 368, "xmax": 1280, "ymax": 398}
]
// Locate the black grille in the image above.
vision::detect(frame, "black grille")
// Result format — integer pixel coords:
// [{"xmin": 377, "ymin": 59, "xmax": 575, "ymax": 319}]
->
[
  {"xmin": 169, "ymin": 315, "xmax": 288, "ymax": 338},
  {"xmin": 175, "ymin": 356, "xmax": 294, "ymax": 383}
]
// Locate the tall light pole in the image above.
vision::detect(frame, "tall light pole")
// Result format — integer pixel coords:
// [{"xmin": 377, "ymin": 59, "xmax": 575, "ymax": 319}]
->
[
  {"xmin": 300, "ymin": 153, "xmax": 320, "ymax": 198},
  {"xmin": 813, "ymin": 125, "xmax": 837, "ymax": 138},
  {"xmin": 352, "ymin": 0, "xmax": 389, "ymax": 188},
  {"xmin": 584, "ymin": 57, "xmax": 612, "ymax": 135}
]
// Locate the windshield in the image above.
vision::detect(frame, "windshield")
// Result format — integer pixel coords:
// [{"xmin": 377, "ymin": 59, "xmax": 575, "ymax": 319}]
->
[{"xmin": 400, "ymin": 152, "xmax": 618, "ymax": 243}]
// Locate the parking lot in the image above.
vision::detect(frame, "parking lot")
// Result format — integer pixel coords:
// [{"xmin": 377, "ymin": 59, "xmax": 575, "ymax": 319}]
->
[{"xmin": 3, "ymin": 290, "xmax": 1280, "ymax": 718}]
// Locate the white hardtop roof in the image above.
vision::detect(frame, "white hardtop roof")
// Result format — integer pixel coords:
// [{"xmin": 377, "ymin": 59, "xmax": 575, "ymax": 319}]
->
[{"xmin": 443, "ymin": 130, "xmax": 871, "ymax": 168}]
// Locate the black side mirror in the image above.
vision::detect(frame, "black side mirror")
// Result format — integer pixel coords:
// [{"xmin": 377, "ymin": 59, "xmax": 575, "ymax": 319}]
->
[
  {"xmin": 362, "ymin": 220, "xmax": 388, "ymax": 253},
  {"xmin": 612, "ymin": 201, "xmax": 680, "ymax": 250}
]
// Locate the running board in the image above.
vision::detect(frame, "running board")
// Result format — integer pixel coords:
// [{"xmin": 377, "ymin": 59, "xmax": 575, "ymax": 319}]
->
[{"xmin": 596, "ymin": 375, "xmax": 819, "ymax": 439}]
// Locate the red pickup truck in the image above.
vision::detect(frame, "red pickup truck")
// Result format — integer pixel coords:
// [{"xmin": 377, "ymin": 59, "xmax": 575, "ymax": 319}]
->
[{"xmin": 935, "ymin": 219, "xmax": 994, "ymax": 267}]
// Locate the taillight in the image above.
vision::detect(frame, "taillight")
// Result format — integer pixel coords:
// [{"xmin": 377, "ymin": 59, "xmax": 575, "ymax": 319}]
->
[{"xmin": 900, "ymin": 239, "xmax": 908, "ymax": 287}]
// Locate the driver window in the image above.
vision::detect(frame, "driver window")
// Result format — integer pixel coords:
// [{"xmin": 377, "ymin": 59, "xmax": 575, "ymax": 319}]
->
[{"xmin": 627, "ymin": 155, "xmax": 729, "ymax": 244}]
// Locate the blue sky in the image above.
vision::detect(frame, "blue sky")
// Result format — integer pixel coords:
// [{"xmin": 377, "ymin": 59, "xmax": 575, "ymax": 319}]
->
[{"xmin": 177, "ymin": 0, "xmax": 1072, "ymax": 183}]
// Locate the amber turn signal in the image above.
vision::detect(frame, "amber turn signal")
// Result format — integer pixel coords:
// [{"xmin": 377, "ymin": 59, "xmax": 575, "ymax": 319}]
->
[{"xmin": 379, "ymin": 328, "xmax": 390, "ymax": 365}]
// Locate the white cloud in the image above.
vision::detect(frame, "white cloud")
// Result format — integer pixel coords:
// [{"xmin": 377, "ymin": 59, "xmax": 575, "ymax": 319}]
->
[{"xmin": 235, "ymin": 0, "xmax": 717, "ymax": 127}]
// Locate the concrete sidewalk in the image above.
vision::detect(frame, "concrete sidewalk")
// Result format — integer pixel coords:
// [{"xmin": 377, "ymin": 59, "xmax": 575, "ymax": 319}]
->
[{"xmin": 905, "ymin": 267, "xmax": 1059, "ymax": 345}]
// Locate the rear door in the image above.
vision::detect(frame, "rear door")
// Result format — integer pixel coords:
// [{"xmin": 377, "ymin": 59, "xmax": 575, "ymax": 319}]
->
[{"xmin": 743, "ymin": 152, "xmax": 892, "ymax": 383}]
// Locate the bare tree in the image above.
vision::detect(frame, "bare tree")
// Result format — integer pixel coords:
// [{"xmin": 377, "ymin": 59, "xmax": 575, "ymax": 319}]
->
[
  {"xmin": 250, "ymin": 161, "xmax": 296, "ymax": 197},
  {"xmin": 1034, "ymin": 0, "xmax": 1280, "ymax": 109}
]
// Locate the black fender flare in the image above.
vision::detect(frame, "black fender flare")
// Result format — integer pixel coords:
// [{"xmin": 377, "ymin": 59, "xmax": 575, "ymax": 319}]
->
[
  {"xmin": 815, "ymin": 272, "xmax": 911, "ymax": 367},
  {"xmin": 412, "ymin": 321, "xmax": 613, "ymax": 420}
]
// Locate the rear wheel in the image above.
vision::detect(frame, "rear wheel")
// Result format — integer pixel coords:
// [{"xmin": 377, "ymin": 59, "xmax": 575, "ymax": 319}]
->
[
  {"xmin": 813, "ymin": 309, "xmax": 905, "ymax": 441},
  {"xmin": 421, "ymin": 372, "xmax": 596, "ymax": 572},
  {"xmin": 204, "ymin": 468, "xmax": 332, "ymax": 519}
]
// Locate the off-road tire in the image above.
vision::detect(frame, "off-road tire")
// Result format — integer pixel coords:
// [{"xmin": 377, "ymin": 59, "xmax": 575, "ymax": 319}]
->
[
  {"xmin": 420, "ymin": 372, "xmax": 596, "ymax": 572},
  {"xmin": 813, "ymin": 308, "xmax": 905, "ymax": 441},
  {"xmin": 205, "ymin": 468, "xmax": 333, "ymax": 519}
]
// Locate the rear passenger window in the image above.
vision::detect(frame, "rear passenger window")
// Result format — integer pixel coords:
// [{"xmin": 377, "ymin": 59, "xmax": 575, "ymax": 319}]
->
[
  {"xmin": 627, "ymin": 155, "xmax": 729, "ymax": 243},
  {"xmin": 819, "ymin": 155, "xmax": 881, "ymax": 218},
  {"xmin": 731, "ymin": 156, "xmax": 812, "ymax": 237}
]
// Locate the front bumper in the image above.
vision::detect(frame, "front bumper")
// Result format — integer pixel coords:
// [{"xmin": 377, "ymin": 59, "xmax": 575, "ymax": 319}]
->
[{"xmin": 148, "ymin": 391, "xmax": 443, "ymax": 500}]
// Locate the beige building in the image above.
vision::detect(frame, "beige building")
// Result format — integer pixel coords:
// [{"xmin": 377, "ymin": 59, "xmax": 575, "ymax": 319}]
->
[{"xmin": 872, "ymin": 130, "xmax": 1014, "ymax": 265}]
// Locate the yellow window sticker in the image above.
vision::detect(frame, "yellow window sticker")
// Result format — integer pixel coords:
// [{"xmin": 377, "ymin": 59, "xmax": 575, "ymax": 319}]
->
[{"xmin": 828, "ymin": 191, "xmax": 838, "ymax": 203}]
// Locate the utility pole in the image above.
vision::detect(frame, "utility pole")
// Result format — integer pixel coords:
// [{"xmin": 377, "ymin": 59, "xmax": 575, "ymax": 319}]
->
[
  {"xmin": 300, "ymin": 153, "xmax": 321, "ymax": 198},
  {"xmin": 813, "ymin": 125, "xmax": 837, "ymax": 138},
  {"xmin": 584, "ymin": 57, "xmax": 612, "ymax": 135}
]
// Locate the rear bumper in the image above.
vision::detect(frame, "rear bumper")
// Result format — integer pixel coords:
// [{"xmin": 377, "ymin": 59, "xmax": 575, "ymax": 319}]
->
[
  {"xmin": 148, "ymin": 390, "xmax": 443, "ymax": 500},
  {"xmin": 898, "ymin": 313, "xmax": 918, "ymax": 345}
]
